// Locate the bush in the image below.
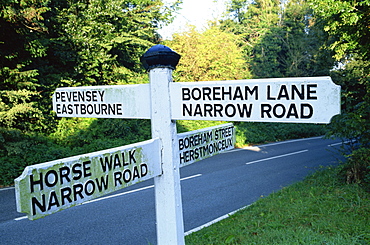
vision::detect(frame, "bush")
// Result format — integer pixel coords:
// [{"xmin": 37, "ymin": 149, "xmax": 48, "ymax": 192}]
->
[{"xmin": 342, "ymin": 147, "xmax": 370, "ymax": 191}]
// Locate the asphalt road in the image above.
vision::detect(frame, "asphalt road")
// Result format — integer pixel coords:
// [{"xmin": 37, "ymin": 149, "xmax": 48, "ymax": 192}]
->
[{"xmin": 0, "ymin": 136, "xmax": 346, "ymax": 245}]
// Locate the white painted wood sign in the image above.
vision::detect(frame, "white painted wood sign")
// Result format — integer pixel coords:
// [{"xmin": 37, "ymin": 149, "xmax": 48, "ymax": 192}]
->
[
  {"xmin": 170, "ymin": 76, "xmax": 341, "ymax": 123},
  {"xmin": 53, "ymin": 84, "xmax": 151, "ymax": 119},
  {"xmin": 178, "ymin": 123, "xmax": 235, "ymax": 167},
  {"xmin": 15, "ymin": 138, "xmax": 161, "ymax": 220}
]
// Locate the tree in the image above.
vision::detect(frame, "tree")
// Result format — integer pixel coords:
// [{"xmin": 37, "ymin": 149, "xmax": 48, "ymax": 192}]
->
[
  {"xmin": 309, "ymin": 0, "xmax": 370, "ymax": 61},
  {"xmin": 221, "ymin": 0, "xmax": 334, "ymax": 78},
  {"xmin": 0, "ymin": 0, "xmax": 176, "ymax": 132},
  {"xmin": 1, "ymin": 0, "xmax": 50, "ymax": 131},
  {"xmin": 166, "ymin": 26, "xmax": 251, "ymax": 82},
  {"xmin": 309, "ymin": 0, "xmax": 370, "ymax": 147}
]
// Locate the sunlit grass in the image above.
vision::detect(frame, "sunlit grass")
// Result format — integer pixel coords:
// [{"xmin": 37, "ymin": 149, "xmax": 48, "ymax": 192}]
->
[{"xmin": 185, "ymin": 166, "xmax": 370, "ymax": 244}]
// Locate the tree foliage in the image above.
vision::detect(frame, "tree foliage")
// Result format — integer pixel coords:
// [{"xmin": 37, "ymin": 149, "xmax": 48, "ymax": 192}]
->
[
  {"xmin": 221, "ymin": 0, "xmax": 335, "ymax": 78},
  {"xmin": 166, "ymin": 26, "xmax": 251, "ymax": 82},
  {"xmin": 0, "ymin": 0, "xmax": 176, "ymax": 133},
  {"xmin": 309, "ymin": 0, "xmax": 370, "ymax": 61},
  {"xmin": 308, "ymin": 0, "xmax": 370, "ymax": 148}
]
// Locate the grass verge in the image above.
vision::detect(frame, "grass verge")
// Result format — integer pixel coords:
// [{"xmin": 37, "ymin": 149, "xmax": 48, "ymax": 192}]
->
[{"xmin": 185, "ymin": 165, "xmax": 370, "ymax": 244}]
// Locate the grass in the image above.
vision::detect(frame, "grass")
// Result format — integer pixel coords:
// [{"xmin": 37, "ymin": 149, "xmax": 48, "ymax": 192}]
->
[{"xmin": 185, "ymin": 165, "xmax": 370, "ymax": 244}]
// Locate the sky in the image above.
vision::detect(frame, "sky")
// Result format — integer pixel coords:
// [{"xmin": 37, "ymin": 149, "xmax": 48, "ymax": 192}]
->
[{"xmin": 158, "ymin": 0, "xmax": 229, "ymax": 40}]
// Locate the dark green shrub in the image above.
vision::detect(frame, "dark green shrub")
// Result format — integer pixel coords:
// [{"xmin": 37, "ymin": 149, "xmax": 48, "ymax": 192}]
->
[{"xmin": 342, "ymin": 147, "xmax": 370, "ymax": 191}]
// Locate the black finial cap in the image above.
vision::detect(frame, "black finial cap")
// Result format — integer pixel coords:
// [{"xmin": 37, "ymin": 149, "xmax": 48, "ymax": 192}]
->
[{"xmin": 140, "ymin": 44, "xmax": 181, "ymax": 71}]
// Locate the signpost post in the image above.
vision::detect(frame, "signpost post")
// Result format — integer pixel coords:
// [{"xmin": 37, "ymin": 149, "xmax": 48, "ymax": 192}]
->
[{"xmin": 15, "ymin": 44, "xmax": 341, "ymax": 244}]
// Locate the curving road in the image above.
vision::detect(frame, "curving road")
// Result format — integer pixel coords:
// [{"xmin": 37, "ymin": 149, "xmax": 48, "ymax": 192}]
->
[{"xmin": 0, "ymin": 136, "xmax": 346, "ymax": 245}]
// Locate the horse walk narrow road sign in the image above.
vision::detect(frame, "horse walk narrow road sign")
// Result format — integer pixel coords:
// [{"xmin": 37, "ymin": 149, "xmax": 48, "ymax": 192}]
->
[{"xmin": 15, "ymin": 139, "xmax": 161, "ymax": 220}]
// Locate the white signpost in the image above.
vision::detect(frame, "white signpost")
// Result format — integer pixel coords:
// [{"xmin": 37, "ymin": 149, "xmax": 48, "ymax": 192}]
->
[
  {"xmin": 170, "ymin": 77, "xmax": 341, "ymax": 123},
  {"xmin": 178, "ymin": 123, "xmax": 235, "ymax": 167},
  {"xmin": 53, "ymin": 84, "xmax": 151, "ymax": 119},
  {"xmin": 15, "ymin": 45, "xmax": 341, "ymax": 245},
  {"xmin": 15, "ymin": 138, "xmax": 161, "ymax": 220}
]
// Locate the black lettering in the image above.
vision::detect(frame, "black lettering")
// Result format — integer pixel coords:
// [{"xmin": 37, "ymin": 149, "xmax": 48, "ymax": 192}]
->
[
  {"xmin": 179, "ymin": 138, "xmax": 184, "ymax": 151},
  {"xmin": 132, "ymin": 166, "xmax": 140, "ymax": 180},
  {"xmin": 72, "ymin": 163, "xmax": 83, "ymax": 180},
  {"xmin": 214, "ymin": 104, "xmax": 223, "ymax": 117},
  {"xmin": 192, "ymin": 88, "xmax": 201, "ymax": 100},
  {"xmin": 80, "ymin": 104, "xmax": 86, "ymax": 114},
  {"xmin": 273, "ymin": 104, "xmax": 286, "ymax": 118},
  {"xmin": 78, "ymin": 91, "xmax": 84, "ymax": 102},
  {"xmin": 86, "ymin": 91, "xmax": 92, "ymax": 102},
  {"xmin": 45, "ymin": 170, "xmax": 58, "ymax": 187},
  {"xmin": 286, "ymin": 104, "xmax": 299, "ymax": 118},
  {"xmin": 83, "ymin": 161, "xmax": 91, "ymax": 177},
  {"xmin": 261, "ymin": 104, "xmax": 272, "ymax": 118},
  {"xmin": 32, "ymin": 194, "xmax": 46, "ymax": 215},
  {"xmin": 307, "ymin": 84, "xmax": 317, "ymax": 100},
  {"xmin": 86, "ymin": 104, "xmax": 94, "ymax": 114},
  {"xmin": 61, "ymin": 187, "xmax": 72, "ymax": 205},
  {"xmin": 61, "ymin": 104, "xmax": 67, "ymax": 114},
  {"xmin": 98, "ymin": 91, "xmax": 105, "ymax": 102},
  {"xmin": 117, "ymin": 104, "xmax": 123, "ymax": 115},
  {"xmin": 113, "ymin": 154, "xmax": 122, "ymax": 168},
  {"xmin": 123, "ymin": 169, "xmax": 131, "ymax": 183},
  {"xmin": 182, "ymin": 88, "xmax": 191, "ymax": 100},
  {"xmin": 204, "ymin": 104, "xmax": 213, "ymax": 117},
  {"xmin": 30, "ymin": 172, "xmax": 43, "ymax": 192},
  {"xmin": 129, "ymin": 150, "xmax": 136, "ymax": 164},
  {"xmin": 96, "ymin": 175, "xmax": 109, "ymax": 191},
  {"xmin": 203, "ymin": 87, "xmax": 212, "ymax": 100},
  {"xmin": 94, "ymin": 104, "xmax": 101, "ymax": 114},
  {"xmin": 59, "ymin": 166, "xmax": 71, "ymax": 185},
  {"xmin": 267, "ymin": 86, "xmax": 276, "ymax": 100},
  {"xmin": 141, "ymin": 164, "xmax": 148, "ymax": 177},
  {"xmin": 221, "ymin": 86, "xmax": 231, "ymax": 100},
  {"xmin": 233, "ymin": 86, "xmax": 243, "ymax": 100},
  {"xmin": 101, "ymin": 104, "xmax": 108, "ymax": 114},
  {"xmin": 114, "ymin": 171, "xmax": 122, "ymax": 186},
  {"xmin": 183, "ymin": 104, "xmax": 192, "ymax": 116},
  {"xmin": 194, "ymin": 104, "xmax": 202, "ymax": 116},
  {"xmin": 213, "ymin": 87, "xmax": 221, "ymax": 100},
  {"xmin": 100, "ymin": 156, "xmax": 113, "ymax": 172},
  {"xmin": 292, "ymin": 85, "xmax": 304, "ymax": 100},
  {"xmin": 301, "ymin": 103, "xmax": 313, "ymax": 118},
  {"xmin": 56, "ymin": 104, "xmax": 61, "ymax": 114},
  {"xmin": 225, "ymin": 104, "xmax": 236, "ymax": 117},
  {"xmin": 108, "ymin": 104, "xmax": 116, "ymax": 114},
  {"xmin": 277, "ymin": 85, "xmax": 289, "ymax": 100},
  {"xmin": 55, "ymin": 92, "xmax": 61, "ymax": 102},
  {"xmin": 67, "ymin": 104, "xmax": 73, "ymax": 114},
  {"xmin": 73, "ymin": 183, "xmax": 84, "ymax": 201},
  {"xmin": 246, "ymin": 86, "xmax": 258, "ymax": 100},
  {"xmin": 189, "ymin": 149, "xmax": 195, "ymax": 161},
  {"xmin": 238, "ymin": 104, "xmax": 252, "ymax": 118},
  {"xmin": 48, "ymin": 191, "xmax": 60, "ymax": 210},
  {"xmin": 84, "ymin": 180, "xmax": 95, "ymax": 196},
  {"xmin": 179, "ymin": 152, "xmax": 186, "ymax": 164},
  {"xmin": 66, "ymin": 92, "xmax": 72, "ymax": 102}
]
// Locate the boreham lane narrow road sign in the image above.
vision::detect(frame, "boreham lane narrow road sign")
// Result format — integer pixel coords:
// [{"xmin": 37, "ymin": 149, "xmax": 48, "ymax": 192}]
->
[
  {"xmin": 15, "ymin": 138, "xmax": 161, "ymax": 220},
  {"xmin": 170, "ymin": 76, "xmax": 340, "ymax": 123}
]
